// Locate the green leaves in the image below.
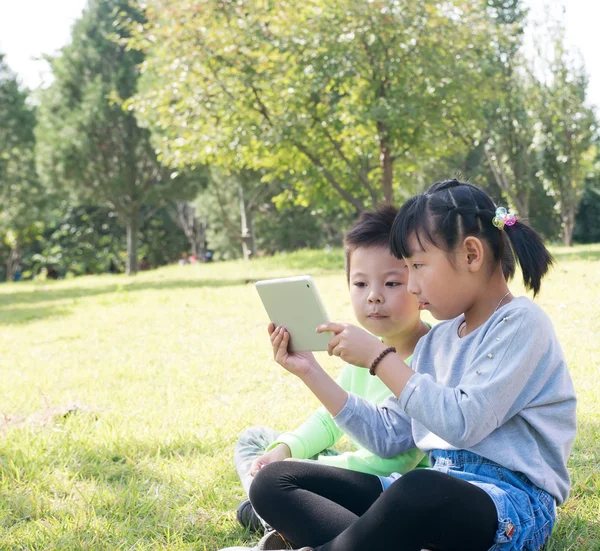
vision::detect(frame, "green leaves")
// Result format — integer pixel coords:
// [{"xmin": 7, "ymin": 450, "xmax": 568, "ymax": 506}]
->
[
  {"xmin": 0, "ymin": 54, "xmax": 42, "ymax": 279},
  {"xmin": 35, "ymin": 0, "xmax": 202, "ymax": 273},
  {"xmin": 129, "ymin": 0, "xmax": 503, "ymax": 209},
  {"xmin": 536, "ymin": 33, "xmax": 598, "ymax": 245}
]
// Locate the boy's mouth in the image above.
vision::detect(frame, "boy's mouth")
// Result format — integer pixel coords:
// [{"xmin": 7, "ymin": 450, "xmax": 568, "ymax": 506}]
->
[
  {"xmin": 368, "ymin": 313, "xmax": 388, "ymax": 320},
  {"xmin": 418, "ymin": 302, "xmax": 430, "ymax": 310}
]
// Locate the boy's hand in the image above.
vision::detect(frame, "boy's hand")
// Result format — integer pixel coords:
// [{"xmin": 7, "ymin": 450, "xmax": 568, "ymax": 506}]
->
[
  {"xmin": 250, "ymin": 443, "xmax": 292, "ymax": 476},
  {"xmin": 269, "ymin": 323, "xmax": 319, "ymax": 377},
  {"xmin": 317, "ymin": 322, "xmax": 387, "ymax": 368}
]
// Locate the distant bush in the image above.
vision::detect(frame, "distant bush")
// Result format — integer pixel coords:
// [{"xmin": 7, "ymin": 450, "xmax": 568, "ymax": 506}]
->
[{"xmin": 574, "ymin": 183, "xmax": 600, "ymax": 244}]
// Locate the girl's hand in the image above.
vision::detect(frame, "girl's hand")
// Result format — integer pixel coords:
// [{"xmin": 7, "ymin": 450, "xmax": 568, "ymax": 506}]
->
[
  {"xmin": 250, "ymin": 443, "xmax": 292, "ymax": 476},
  {"xmin": 316, "ymin": 322, "xmax": 387, "ymax": 368},
  {"xmin": 269, "ymin": 323, "xmax": 319, "ymax": 378}
]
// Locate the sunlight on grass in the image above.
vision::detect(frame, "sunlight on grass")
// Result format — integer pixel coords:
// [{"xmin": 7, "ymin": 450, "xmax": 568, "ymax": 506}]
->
[{"xmin": 0, "ymin": 245, "xmax": 598, "ymax": 550}]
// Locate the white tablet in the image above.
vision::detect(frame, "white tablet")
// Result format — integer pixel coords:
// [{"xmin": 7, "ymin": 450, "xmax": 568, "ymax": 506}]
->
[{"xmin": 255, "ymin": 276, "xmax": 333, "ymax": 352}]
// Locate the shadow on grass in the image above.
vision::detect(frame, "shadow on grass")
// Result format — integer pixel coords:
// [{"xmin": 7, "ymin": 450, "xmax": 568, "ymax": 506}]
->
[
  {"xmin": 0, "ymin": 278, "xmax": 253, "ymax": 310},
  {"xmin": 0, "ymin": 304, "xmax": 72, "ymax": 326},
  {"xmin": 0, "ymin": 420, "xmax": 241, "ymax": 549},
  {"xmin": 1, "ymin": 415, "xmax": 598, "ymax": 549},
  {"xmin": 552, "ymin": 247, "xmax": 600, "ymax": 263}
]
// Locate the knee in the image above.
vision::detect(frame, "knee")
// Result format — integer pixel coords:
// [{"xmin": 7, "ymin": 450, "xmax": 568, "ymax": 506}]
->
[
  {"xmin": 236, "ymin": 426, "xmax": 266, "ymax": 445},
  {"xmin": 250, "ymin": 461, "xmax": 286, "ymax": 493},
  {"xmin": 394, "ymin": 468, "xmax": 436, "ymax": 492},
  {"xmin": 249, "ymin": 461, "xmax": 290, "ymax": 510},
  {"xmin": 387, "ymin": 469, "xmax": 451, "ymax": 512}
]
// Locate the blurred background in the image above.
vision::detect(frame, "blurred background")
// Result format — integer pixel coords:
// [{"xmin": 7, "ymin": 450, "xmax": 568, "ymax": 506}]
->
[{"xmin": 0, "ymin": 0, "xmax": 598, "ymax": 280}]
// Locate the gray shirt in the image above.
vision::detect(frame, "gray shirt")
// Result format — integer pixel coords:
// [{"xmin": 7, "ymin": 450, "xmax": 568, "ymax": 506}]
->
[{"xmin": 334, "ymin": 297, "xmax": 577, "ymax": 504}]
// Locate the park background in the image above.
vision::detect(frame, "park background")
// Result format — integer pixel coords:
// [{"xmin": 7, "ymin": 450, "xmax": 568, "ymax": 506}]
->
[{"xmin": 0, "ymin": 0, "xmax": 599, "ymax": 549}]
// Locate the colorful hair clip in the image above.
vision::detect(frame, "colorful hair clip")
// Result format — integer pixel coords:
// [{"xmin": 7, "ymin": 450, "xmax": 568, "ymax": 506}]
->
[{"xmin": 492, "ymin": 207, "xmax": 516, "ymax": 230}]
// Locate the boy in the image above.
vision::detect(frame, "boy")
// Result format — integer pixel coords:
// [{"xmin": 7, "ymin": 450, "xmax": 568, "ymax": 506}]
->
[{"xmin": 234, "ymin": 205, "xmax": 431, "ymax": 537}]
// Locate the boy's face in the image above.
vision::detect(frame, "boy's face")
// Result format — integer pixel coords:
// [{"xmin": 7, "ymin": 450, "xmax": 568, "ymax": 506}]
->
[{"xmin": 348, "ymin": 246, "xmax": 421, "ymax": 338}]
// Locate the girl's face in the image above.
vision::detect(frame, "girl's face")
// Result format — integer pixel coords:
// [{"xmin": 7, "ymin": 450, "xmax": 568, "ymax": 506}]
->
[
  {"xmin": 404, "ymin": 233, "xmax": 477, "ymax": 320},
  {"xmin": 348, "ymin": 246, "xmax": 421, "ymax": 338}
]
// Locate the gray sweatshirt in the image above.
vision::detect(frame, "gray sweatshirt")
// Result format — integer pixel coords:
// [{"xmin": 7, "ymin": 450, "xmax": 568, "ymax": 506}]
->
[{"xmin": 334, "ymin": 297, "xmax": 576, "ymax": 504}]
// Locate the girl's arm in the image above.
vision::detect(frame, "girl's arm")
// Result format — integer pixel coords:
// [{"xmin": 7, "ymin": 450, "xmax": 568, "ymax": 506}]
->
[
  {"xmin": 316, "ymin": 322, "xmax": 416, "ymax": 397},
  {"xmin": 325, "ymin": 308, "xmax": 568, "ymax": 451},
  {"xmin": 272, "ymin": 324, "xmax": 416, "ymax": 458}
]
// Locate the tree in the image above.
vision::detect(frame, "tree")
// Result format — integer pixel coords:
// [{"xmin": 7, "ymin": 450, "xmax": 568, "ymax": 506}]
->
[
  {"xmin": 35, "ymin": 0, "xmax": 199, "ymax": 274},
  {"xmin": 574, "ymin": 182, "xmax": 600, "ymax": 244},
  {"xmin": 168, "ymin": 200, "xmax": 208, "ymax": 261},
  {"xmin": 195, "ymin": 169, "xmax": 278, "ymax": 261},
  {"xmin": 20, "ymin": 204, "xmax": 192, "ymax": 277},
  {"xmin": 129, "ymin": 0, "xmax": 501, "ymax": 211},
  {"xmin": 483, "ymin": 63, "xmax": 545, "ymax": 221},
  {"xmin": 537, "ymin": 34, "xmax": 597, "ymax": 246},
  {"xmin": 0, "ymin": 54, "xmax": 42, "ymax": 281},
  {"xmin": 479, "ymin": 0, "xmax": 540, "ymax": 219}
]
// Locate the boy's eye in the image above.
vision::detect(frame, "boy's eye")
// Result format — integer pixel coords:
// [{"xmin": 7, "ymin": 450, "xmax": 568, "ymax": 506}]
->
[
  {"xmin": 385, "ymin": 282, "xmax": 401, "ymax": 287},
  {"xmin": 353, "ymin": 282, "xmax": 366, "ymax": 288},
  {"xmin": 412, "ymin": 263, "xmax": 423, "ymax": 270}
]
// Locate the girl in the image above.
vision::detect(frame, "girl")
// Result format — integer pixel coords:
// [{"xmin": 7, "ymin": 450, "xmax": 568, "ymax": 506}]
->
[{"xmin": 221, "ymin": 180, "xmax": 577, "ymax": 551}]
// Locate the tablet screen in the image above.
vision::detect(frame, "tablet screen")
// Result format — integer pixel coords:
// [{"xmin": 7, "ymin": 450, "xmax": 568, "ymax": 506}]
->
[{"xmin": 255, "ymin": 276, "xmax": 332, "ymax": 352}]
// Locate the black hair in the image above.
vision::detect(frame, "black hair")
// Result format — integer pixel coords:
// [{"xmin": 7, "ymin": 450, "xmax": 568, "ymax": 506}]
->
[
  {"xmin": 344, "ymin": 204, "xmax": 399, "ymax": 283},
  {"xmin": 391, "ymin": 179, "xmax": 553, "ymax": 296}
]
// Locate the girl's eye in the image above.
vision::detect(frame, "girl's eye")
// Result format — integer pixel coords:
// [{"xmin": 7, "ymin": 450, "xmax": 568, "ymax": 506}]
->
[
  {"xmin": 412, "ymin": 263, "xmax": 423, "ymax": 270},
  {"xmin": 385, "ymin": 282, "xmax": 401, "ymax": 287},
  {"xmin": 353, "ymin": 282, "xmax": 366, "ymax": 288}
]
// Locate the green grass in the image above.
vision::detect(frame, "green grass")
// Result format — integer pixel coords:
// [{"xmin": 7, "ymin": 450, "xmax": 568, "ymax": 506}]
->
[{"xmin": 0, "ymin": 245, "xmax": 599, "ymax": 550}]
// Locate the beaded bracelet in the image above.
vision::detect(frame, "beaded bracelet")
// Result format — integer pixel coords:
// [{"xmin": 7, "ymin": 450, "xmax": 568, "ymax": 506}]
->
[{"xmin": 369, "ymin": 346, "xmax": 396, "ymax": 376}]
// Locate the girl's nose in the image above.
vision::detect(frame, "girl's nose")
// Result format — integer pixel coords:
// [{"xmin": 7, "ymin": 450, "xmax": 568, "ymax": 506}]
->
[{"xmin": 407, "ymin": 276, "xmax": 419, "ymax": 296}]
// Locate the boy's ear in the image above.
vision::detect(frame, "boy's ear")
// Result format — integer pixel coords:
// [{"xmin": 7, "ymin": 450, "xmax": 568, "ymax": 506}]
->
[{"xmin": 462, "ymin": 236, "xmax": 485, "ymax": 273}]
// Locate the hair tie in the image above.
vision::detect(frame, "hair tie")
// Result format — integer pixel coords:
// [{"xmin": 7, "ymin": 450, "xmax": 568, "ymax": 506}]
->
[{"xmin": 492, "ymin": 207, "xmax": 516, "ymax": 230}]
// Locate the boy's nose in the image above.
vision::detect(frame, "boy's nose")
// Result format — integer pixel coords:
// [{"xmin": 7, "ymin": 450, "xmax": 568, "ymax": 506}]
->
[{"xmin": 368, "ymin": 291, "xmax": 383, "ymax": 303}]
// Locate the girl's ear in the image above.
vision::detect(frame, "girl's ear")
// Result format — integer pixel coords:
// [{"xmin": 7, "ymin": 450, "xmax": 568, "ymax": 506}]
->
[{"xmin": 462, "ymin": 236, "xmax": 485, "ymax": 273}]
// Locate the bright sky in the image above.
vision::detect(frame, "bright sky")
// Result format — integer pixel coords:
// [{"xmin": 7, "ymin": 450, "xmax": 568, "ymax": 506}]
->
[
  {"xmin": 0, "ymin": 0, "xmax": 87, "ymax": 88},
  {"xmin": 0, "ymin": 0, "xmax": 598, "ymax": 108}
]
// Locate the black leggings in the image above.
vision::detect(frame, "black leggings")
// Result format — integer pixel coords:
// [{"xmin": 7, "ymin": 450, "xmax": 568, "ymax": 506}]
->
[{"xmin": 250, "ymin": 461, "xmax": 498, "ymax": 551}]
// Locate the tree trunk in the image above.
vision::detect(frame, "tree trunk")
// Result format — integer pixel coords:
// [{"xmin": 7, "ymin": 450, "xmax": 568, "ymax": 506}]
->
[
  {"xmin": 189, "ymin": 236, "xmax": 198, "ymax": 258},
  {"xmin": 239, "ymin": 185, "xmax": 254, "ymax": 261},
  {"xmin": 562, "ymin": 209, "xmax": 575, "ymax": 247},
  {"xmin": 198, "ymin": 217, "xmax": 207, "ymax": 260},
  {"xmin": 126, "ymin": 216, "xmax": 139, "ymax": 275},
  {"xmin": 485, "ymin": 146, "xmax": 530, "ymax": 220},
  {"xmin": 248, "ymin": 210, "xmax": 258, "ymax": 257},
  {"xmin": 514, "ymin": 191, "xmax": 529, "ymax": 222},
  {"xmin": 5, "ymin": 246, "xmax": 18, "ymax": 282},
  {"xmin": 378, "ymin": 127, "xmax": 393, "ymax": 204},
  {"xmin": 190, "ymin": 212, "xmax": 208, "ymax": 261},
  {"xmin": 6, "ymin": 244, "xmax": 20, "ymax": 281},
  {"xmin": 170, "ymin": 201, "xmax": 208, "ymax": 260}
]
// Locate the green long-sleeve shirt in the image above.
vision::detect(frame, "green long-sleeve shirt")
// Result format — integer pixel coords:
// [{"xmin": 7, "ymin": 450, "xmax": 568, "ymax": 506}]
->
[{"xmin": 268, "ymin": 357, "xmax": 429, "ymax": 476}]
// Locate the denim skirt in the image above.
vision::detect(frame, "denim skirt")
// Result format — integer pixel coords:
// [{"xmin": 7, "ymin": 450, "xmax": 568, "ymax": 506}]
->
[{"xmin": 379, "ymin": 449, "xmax": 556, "ymax": 551}]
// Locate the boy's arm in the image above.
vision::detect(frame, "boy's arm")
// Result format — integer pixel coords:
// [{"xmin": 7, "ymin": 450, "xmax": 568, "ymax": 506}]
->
[{"xmin": 267, "ymin": 407, "xmax": 342, "ymax": 459}]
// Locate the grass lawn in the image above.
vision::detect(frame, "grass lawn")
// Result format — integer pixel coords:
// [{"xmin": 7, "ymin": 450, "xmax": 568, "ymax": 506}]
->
[{"xmin": 0, "ymin": 244, "xmax": 599, "ymax": 550}]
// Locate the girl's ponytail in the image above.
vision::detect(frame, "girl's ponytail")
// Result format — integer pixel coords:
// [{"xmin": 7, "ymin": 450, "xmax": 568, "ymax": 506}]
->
[{"xmin": 504, "ymin": 222, "xmax": 554, "ymax": 297}]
